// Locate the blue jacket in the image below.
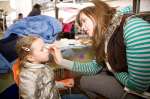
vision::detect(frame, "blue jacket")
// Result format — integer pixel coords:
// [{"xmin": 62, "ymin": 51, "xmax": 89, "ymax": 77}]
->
[{"xmin": 4, "ymin": 15, "xmax": 62, "ymax": 43}]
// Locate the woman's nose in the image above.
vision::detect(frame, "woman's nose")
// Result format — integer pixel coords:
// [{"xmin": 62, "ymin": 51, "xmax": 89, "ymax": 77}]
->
[
  {"xmin": 81, "ymin": 26, "xmax": 86, "ymax": 32},
  {"xmin": 80, "ymin": 27, "xmax": 87, "ymax": 34},
  {"xmin": 81, "ymin": 25, "xmax": 85, "ymax": 30}
]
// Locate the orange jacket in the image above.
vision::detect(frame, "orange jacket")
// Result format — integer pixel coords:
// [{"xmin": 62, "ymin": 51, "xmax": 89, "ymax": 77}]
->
[{"xmin": 12, "ymin": 59, "xmax": 20, "ymax": 85}]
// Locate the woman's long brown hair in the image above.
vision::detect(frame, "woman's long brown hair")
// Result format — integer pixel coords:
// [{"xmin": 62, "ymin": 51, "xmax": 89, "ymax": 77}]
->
[{"xmin": 76, "ymin": 0, "xmax": 116, "ymax": 65}]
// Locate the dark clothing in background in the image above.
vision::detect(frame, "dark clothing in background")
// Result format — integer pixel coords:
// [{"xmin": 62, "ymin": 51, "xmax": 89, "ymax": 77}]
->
[
  {"xmin": 28, "ymin": 4, "xmax": 41, "ymax": 17},
  {"xmin": 28, "ymin": 9, "xmax": 41, "ymax": 17},
  {"xmin": 0, "ymin": 84, "xmax": 19, "ymax": 99},
  {"xmin": 0, "ymin": 33, "xmax": 18, "ymax": 62}
]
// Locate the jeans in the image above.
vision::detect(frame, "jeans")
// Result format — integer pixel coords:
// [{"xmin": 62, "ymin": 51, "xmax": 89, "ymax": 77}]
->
[{"xmin": 61, "ymin": 94, "xmax": 88, "ymax": 99}]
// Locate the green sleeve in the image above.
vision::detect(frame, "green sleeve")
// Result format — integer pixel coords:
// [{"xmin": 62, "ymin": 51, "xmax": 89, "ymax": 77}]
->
[
  {"xmin": 114, "ymin": 72, "xmax": 128, "ymax": 86},
  {"xmin": 72, "ymin": 60, "xmax": 103, "ymax": 75}
]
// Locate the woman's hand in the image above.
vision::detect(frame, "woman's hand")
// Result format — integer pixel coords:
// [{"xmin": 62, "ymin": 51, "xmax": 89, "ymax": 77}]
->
[
  {"xmin": 58, "ymin": 78, "xmax": 74, "ymax": 88},
  {"xmin": 48, "ymin": 44, "xmax": 63, "ymax": 65}
]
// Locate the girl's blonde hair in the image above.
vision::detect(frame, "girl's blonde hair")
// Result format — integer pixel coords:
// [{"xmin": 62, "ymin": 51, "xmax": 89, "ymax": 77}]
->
[
  {"xmin": 16, "ymin": 36, "xmax": 38, "ymax": 65},
  {"xmin": 76, "ymin": 0, "xmax": 116, "ymax": 64}
]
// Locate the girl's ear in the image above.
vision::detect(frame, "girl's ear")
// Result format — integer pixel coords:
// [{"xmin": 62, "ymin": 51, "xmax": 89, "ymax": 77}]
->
[{"xmin": 27, "ymin": 54, "xmax": 35, "ymax": 62}]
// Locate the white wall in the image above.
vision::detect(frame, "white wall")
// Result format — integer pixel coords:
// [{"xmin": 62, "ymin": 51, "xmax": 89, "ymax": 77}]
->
[
  {"xmin": 140, "ymin": 0, "xmax": 150, "ymax": 12},
  {"xmin": 10, "ymin": 0, "xmax": 32, "ymax": 17},
  {"xmin": 5, "ymin": 0, "xmax": 32, "ymax": 26},
  {"xmin": 4, "ymin": 0, "xmax": 150, "ymax": 26}
]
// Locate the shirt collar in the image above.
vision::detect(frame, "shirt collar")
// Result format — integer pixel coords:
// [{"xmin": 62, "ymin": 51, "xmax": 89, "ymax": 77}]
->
[{"xmin": 24, "ymin": 62, "xmax": 46, "ymax": 69}]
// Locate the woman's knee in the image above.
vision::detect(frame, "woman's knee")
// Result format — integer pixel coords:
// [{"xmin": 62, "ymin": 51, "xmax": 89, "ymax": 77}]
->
[{"xmin": 79, "ymin": 73, "xmax": 125, "ymax": 99}]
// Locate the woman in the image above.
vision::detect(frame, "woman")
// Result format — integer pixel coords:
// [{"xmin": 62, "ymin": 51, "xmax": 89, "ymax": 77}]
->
[
  {"xmin": 13, "ymin": 13, "xmax": 23, "ymax": 23},
  {"xmin": 50, "ymin": 0, "xmax": 150, "ymax": 99}
]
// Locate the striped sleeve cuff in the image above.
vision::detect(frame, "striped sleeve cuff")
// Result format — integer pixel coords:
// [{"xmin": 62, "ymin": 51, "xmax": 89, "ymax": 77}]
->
[
  {"xmin": 59, "ymin": 59, "xmax": 74, "ymax": 70},
  {"xmin": 114, "ymin": 72, "xmax": 128, "ymax": 86}
]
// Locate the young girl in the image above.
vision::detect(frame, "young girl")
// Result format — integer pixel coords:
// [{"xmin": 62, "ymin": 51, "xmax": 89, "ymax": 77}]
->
[{"xmin": 16, "ymin": 35, "xmax": 74, "ymax": 99}]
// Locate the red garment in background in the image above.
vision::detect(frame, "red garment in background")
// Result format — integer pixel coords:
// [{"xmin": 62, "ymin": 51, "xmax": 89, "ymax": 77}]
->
[{"xmin": 62, "ymin": 22, "xmax": 74, "ymax": 33}]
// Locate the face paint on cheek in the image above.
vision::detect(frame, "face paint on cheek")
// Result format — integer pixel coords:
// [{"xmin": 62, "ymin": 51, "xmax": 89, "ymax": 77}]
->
[
  {"xmin": 43, "ymin": 48, "xmax": 48, "ymax": 52},
  {"xmin": 43, "ymin": 45, "xmax": 49, "ymax": 53}
]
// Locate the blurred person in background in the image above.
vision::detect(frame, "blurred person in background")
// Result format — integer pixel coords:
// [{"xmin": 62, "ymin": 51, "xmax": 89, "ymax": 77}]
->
[
  {"xmin": 28, "ymin": 3, "xmax": 41, "ymax": 17},
  {"xmin": 13, "ymin": 13, "xmax": 23, "ymax": 23}
]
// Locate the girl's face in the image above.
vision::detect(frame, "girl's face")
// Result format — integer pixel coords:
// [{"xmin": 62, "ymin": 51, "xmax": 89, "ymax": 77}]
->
[
  {"xmin": 79, "ymin": 13, "xmax": 95, "ymax": 37},
  {"xmin": 30, "ymin": 38, "xmax": 49, "ymax": 63}
]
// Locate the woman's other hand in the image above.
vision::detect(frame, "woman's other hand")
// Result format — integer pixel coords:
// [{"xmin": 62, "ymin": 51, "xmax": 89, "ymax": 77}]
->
[
  {"xmin": 48, "ymin": 44, "xmax": 63, "ymax": 65},
  {"xmin": 58, "ymin": 78, "xmax": 74, "ymax": 88}
]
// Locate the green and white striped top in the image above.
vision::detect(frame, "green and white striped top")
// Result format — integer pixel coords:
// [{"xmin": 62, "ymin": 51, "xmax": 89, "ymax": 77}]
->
[{"xmin": 114, "ymin": 17, "xmax": 150, "ymax": 93}]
